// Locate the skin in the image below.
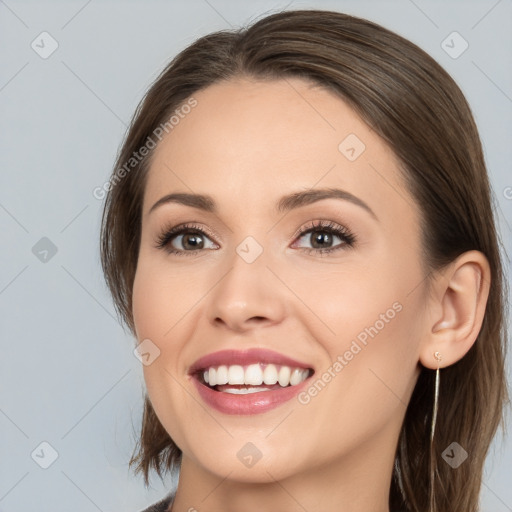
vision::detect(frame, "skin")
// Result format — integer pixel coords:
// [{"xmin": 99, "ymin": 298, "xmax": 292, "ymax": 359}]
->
[{"xmin": 132, "ymin": 77, "xmax": 490, "ymax": 512}]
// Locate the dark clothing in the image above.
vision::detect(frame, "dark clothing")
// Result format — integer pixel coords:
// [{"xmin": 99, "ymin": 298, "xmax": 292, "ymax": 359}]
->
[
  {"xmin": 139, "ymin": 492, "xmax": 407, "ymax": 511},
  {"xmin": 138, "ymin": 492, "xmax": 174, "ymax": 512}
]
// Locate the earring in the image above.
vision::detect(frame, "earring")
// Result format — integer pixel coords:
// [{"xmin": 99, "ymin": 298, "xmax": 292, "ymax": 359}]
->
[
  {"xmin": 429, "ymin": 351, "xmax": 442, "ymax": 512},
  {"xmin": 430, "ymin": 351, "xmax": 442, "ymax": 441}
]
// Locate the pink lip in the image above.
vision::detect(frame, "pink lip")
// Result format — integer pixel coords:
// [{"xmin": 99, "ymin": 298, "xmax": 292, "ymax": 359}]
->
[
  {"xmin": 189, "ymin": 348, "xmax": 311, "ymax": 373},
  {"xmin": 188, "ymin": 348, "xmax": 314, "ymax": 415},
  {"xmin": 192, "ymin": 378, "xmax": 311, "ymax": 415}
]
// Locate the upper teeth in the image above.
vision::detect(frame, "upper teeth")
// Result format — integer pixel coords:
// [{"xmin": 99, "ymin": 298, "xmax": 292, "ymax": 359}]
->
[{"xmin": 203, "ymin": 364, "xmax": 309, "ymax": 387}]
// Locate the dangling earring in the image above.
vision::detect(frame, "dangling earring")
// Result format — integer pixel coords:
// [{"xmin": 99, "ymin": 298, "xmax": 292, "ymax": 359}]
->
[
  {"xmin": 429, "ymin": 351, "xmax": 442, "ymax": 512},
  {"xmin": 431, "ymin": 351, "xmax": 442, "ymax": 441}
]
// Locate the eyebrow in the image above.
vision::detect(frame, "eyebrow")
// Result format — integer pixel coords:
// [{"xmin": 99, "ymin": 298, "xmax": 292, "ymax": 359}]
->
[{"xmin": 148, "ymin": 187, "xmax": 377, "ymax": 220}]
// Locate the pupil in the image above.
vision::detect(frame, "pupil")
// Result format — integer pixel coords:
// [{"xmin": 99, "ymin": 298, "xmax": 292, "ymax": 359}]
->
[
  {"xmin": 312, "ymin": 231, "xmax": 332, "ymax": 248},
  {"xmin": 184, "ymin": 234, "xmax": 203, "ymax": 250}
]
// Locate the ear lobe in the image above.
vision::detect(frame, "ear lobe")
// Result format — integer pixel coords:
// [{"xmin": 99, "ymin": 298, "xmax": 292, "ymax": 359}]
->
[{"xmin": 419, "ymin": 250, "xmax": 490, "ymax": 370}]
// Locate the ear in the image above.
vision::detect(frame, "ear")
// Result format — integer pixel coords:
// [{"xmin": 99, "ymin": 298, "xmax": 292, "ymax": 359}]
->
[{"xmin": 418, "ymin": 250, "xmax": 491, "ymax": 370}]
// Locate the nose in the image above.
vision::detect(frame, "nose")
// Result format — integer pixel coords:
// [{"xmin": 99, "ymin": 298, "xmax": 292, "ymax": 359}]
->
[{"xmin": 206, "ymin": 249, "xmax": 287, "ymax": 333}]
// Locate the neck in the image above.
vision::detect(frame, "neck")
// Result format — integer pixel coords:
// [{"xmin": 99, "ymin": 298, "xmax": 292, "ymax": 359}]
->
[{"xmin": 169, "ymin": 415, "xmax": 400, "ymax": 512}]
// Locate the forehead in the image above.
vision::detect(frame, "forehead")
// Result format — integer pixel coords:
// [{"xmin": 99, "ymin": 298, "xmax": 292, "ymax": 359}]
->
[{"xmin": 143, "ymin": 77, "xmax": 415, "ymax": 225}]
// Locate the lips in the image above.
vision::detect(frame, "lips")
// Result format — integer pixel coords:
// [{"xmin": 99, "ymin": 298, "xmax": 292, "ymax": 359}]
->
[{"xmin": 189, "ymin": 348, "xmax": 314, "ymax": 415}]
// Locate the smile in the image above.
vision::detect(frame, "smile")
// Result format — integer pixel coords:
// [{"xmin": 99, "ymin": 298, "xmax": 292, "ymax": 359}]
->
[{"xmin": 189, "ymin": 349, "xmax": 314, "ymax": 414}]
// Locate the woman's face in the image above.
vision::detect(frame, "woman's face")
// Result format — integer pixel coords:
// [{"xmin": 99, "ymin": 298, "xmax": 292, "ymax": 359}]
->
[{"xmin": 132, "ymin": 77, "xmax": 428, "ymax": 482}]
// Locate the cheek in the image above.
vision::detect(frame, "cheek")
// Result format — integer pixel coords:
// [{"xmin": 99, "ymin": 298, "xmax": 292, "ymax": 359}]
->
[
  {"xmin": 285, "ymin": 261, "xmax": 408, "ymax": 352},
  {"xmin": 132, "ymin": 260, "xmax": 195, "ymax": 449},
  {"xmin": 132, "ymin": 257, "xmax": 193, "ymax": 342},
  {"xmin": 132, "ymin": 262, "xmax": 185, "ymax": 395},
  {"xmin": 288, "ymin": 257, "xmax": 422, "ymax": 421},
  {"xmin": 298, "ymin": 241, "xmax": 422, "ymax": 350},
  {"xmin": 132, "ymin": 274, "xmax": 165, "ymax": 341}
]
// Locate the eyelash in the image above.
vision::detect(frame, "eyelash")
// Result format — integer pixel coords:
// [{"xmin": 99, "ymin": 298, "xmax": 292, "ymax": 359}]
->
[{"xmin": 154, "ymin": 220, "xmax": 356, "ymax": 257}]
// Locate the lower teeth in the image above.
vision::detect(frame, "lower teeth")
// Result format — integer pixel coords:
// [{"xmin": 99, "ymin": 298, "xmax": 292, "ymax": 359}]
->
[{"xmin": 219, "ymin": 386, "xmax": 273, "ymax": 394}]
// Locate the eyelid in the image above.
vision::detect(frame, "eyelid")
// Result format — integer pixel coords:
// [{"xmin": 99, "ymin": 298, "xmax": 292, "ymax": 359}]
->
[
  {"xmin": 154, "ymin": 221, "xmax": 219, "ymax": 251},
  {"xmin": 164, "ymin": 221, "xmax": 217, "ymax": 240},
  {"xmin": 290, "ymin": 219, "xmax": 355, "ymax": 244}
]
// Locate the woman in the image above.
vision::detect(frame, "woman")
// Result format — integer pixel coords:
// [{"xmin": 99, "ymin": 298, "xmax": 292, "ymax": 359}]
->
[{"xmin": 100, "ymin": 9, "xmax": 508, "ymax": 512}]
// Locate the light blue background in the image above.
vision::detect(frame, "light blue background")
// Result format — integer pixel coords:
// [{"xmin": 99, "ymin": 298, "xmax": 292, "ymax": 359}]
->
[{"xmin": 1, "ymin": 1, "xmax": 511, "ymax": 511}]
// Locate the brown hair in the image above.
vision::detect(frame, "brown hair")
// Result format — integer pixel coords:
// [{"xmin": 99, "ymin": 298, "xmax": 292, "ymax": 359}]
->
[{"xmin": 100, "ymin": 9, "xmax": 509, "ymax": 511}]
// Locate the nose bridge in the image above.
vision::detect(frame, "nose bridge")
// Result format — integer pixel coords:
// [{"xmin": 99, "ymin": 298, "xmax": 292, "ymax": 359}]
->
[{"xmin": 206, "ymin": 236, "xmax": 286, "ymax": 330}]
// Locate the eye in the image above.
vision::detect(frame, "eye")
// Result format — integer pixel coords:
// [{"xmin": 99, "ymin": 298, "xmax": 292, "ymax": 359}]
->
[
  {"xmin": 155, "ymin": 222, "xmax": 218, "ymax": 256},
  {"xmin": 292, "ymin": 220, "xmax": 356, "ymax": 255}
]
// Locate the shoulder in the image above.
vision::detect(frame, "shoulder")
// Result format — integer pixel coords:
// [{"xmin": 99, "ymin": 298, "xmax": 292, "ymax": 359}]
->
[{"xmin": 137, "ymin": 492, "xmax": 174, "ymax": 512}]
